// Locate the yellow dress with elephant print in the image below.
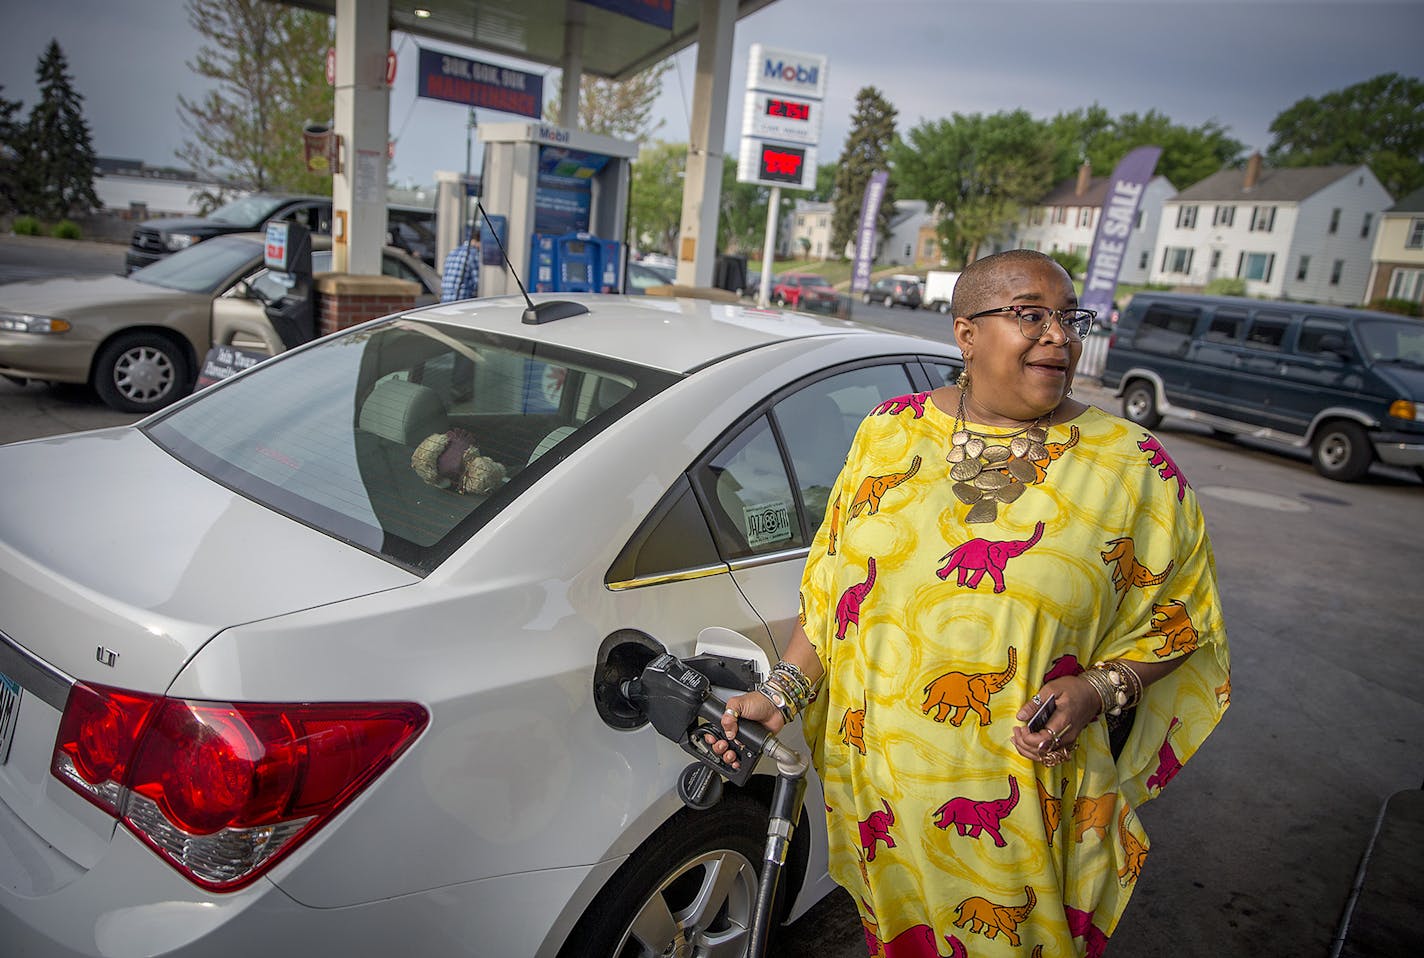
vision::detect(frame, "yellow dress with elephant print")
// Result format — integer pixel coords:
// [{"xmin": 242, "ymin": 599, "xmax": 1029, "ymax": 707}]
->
[{"xmin": 797, "ymin": 393, "xmax": 1230, "ymax": 957}]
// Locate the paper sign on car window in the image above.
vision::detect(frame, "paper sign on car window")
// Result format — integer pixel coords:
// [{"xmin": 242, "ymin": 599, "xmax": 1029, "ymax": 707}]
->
[{"xmin": 744, "ymin": 501, "xmax": 792, "ymax": 548}]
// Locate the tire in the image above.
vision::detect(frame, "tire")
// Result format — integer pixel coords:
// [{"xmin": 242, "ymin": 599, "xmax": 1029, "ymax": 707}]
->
[
  {"xmin": 93, "ymin": 331, "xmax": 189, "ymax": 413},
  {"xmin": 862, "ymin": 292, "xmax": 872, "ymax": 304},
  {"xmin": 1311, "ymin": 420, "xmax": 1373, "ymax": 482},
  {"xmin": 775, "ymin": 295, "xmax": 788, "ymax": 308},
  {"xmin": 1121, "ymin": 381, "xmax": 1163, "ymax": 429},
  {"xmin": 937, "ymin": 302, "xmax": 951, "ymax": 315},
  {"xmin": 883, "ymin": 295, "xmax": 893, "ymax": 307},
  {"xmin": 557, "ymin": 793, "xmax": 771, "ymax": 958}
]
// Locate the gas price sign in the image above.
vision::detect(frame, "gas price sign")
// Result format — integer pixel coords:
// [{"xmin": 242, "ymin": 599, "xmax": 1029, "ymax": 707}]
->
[
  {"xmin": 742, "ymin": 91, "xmax": 821, "ymax": 145},
  {"xmin": 737, "ymin": 139, "xmax": 817, "ymax": 190}
]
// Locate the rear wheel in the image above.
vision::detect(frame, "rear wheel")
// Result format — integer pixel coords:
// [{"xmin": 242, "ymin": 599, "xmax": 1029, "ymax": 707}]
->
[
  {"xmin": 937, "ymin": 302, "xmax": 951, "ymax": 315},
  {"xmin": 93, "ymin": 331, "xmax": 189, "ymax": 413},
  {"xmin": 557, "ymin": 793, "xmax": 771, "ymax": 958},
  {"xmin": 883, "ymin": 295, "xmax": 893, "ymax": 307},
  {"xmin": 1122, "ymin": 381, "xmax": 1162, "ymax": 429},
  {"xmin": 1311, "ymin": 420, "xmax": 1373, "ymax": 482},
  {"xmin": 862, "ymin": 292, "xmax": 872, "ymax": 304}
]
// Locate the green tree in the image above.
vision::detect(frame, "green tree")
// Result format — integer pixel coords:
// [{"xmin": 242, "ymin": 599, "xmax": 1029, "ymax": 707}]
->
[
  {"xmin": 810, "ymin": 162, "xmax": 837, "ymax": 203},
  {"xmin": 544, "ymin": 61, "xmax": 672, "ymax": 141},
  {"xmin": 177, "ymin": 0, "xmax": 333, "ymax": 201},
  {"xmin": 1267, "ymin": 73, "xmax": 1424, "ymax": 197},
  {"xmin": 628, "ymin": 140, "xmax": 686, "ymax": 254},
  {"xmin": 1049, "ymin": 105, "xmax": 1244, "ymax": 190},
  {"xmin": 0, "ymin": 85, "xmax": 24, "ymax": 215},
  {"xmin": 719, "ymin": 154, "xmax": 770, "ymax": 255},
  {"xmin": 892, "ymin": 110, "xmax": 1057, "ymax": 265},
  {"xmin": 831, "ymin": 87, "xmax": 898, "ymax": 257},
  {"xmin": 22, "ymin": 40, "xmax": 99, "ymax": 219}
]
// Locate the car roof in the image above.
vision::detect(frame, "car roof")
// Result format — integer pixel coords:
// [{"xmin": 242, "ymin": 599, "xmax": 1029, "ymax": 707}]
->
[{"xmin": 406, "ymin": 294, "xmax": 951, "ymax": 374}]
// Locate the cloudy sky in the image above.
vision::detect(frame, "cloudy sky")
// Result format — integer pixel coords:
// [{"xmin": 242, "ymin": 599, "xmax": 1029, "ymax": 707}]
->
[{"xmin": 3, "ymin": 0, "xmax": 1422, "ymax": 191}]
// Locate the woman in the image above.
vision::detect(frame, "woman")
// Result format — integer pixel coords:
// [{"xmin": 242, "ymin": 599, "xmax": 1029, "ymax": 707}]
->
[{"xmin": 717, "ymin": 249, "xmax": 1230, "ymax": 956}]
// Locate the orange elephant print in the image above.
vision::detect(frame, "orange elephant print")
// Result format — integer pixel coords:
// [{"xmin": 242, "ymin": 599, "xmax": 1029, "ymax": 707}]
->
[
  {"xmin": 1117, "ymin": 804, "xmax": 1147, "ymax": 885},
  {"xmin": 921, "ymin": 648, "xmax": 1017, "ymax": 726},
  {"xmin": 1100, "ymin": 537, "xmax": 1174, "ymax": 608},
  {"xmin": 1036, "ymin": 777, "xmax": 1066, "ymax": 847},
  {"xmin": 839, "ymin": 697, "xmax": 868, "ymax": 755},
  {"xmin": 1145, "ymin": 599, "xmax": 1199, "ymax": 657},
  {"xmin": 1072, "ymin": 791, "xmax": 1115, "ymax": 842},
  {"xmin": 849, "ymin": 456, "xmax": 921, "ymax": 519},
  {"xmin": 953, "ymin": 885, "xmax": 1037, "ymax": 946}
]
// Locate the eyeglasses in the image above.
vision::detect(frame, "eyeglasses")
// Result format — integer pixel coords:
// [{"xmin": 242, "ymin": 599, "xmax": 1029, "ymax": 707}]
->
[{"xmin": 967, "ymin": 304, "xmax": 1097, "ymax": 341}]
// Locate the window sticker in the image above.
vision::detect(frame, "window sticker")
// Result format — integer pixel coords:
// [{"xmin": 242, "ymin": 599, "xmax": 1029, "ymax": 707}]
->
[{"xmin": 744, "ymin": 500, "xmax": 792, "ymax": 548}]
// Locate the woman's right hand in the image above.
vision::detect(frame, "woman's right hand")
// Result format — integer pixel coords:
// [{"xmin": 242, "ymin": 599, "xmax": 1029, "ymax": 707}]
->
[{"xmin": 710, "ymin": 689, "xmax": 787, "ymax": 771}]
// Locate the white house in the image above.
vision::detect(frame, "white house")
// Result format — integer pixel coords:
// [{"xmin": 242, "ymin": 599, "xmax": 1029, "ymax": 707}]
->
[
  {"xmin": 877, "ymin": 199, "xmax": 933, "ymax": 267},
  {"xmin": 1151, "ymin": 154, "xmax": 1392, "ymax": 305},
  {"xmin": 1011, "ymin": 163, "xmax": 1174, "ymax": 286},
  {"xmin": 785, "ymin": 199, "xmax": 834, "ymax": 259},
  {"xmin": 1365, "ymin": 185, "xmax": 1424, "ymax": 308}
]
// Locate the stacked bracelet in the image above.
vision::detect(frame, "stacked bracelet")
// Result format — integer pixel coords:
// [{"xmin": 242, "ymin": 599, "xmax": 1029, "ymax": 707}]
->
[
  {"xmin": 1083, "ymin": 661, "xmax": 1143, "ymax": 717},
  {"xmin": 754, "ymin": 660, "xmax": 820, "ymax": 724}
]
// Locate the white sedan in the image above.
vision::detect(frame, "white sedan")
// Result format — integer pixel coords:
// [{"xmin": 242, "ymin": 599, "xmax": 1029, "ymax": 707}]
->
[{"xmin": 0, "ymin": 293, "xmax": 960, "ymax": 957}]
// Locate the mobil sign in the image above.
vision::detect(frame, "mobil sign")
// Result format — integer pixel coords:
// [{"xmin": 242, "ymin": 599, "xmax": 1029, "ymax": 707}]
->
[{"xmin": 747, "ymin": 43, "xmax": 828, "ymax": 100}]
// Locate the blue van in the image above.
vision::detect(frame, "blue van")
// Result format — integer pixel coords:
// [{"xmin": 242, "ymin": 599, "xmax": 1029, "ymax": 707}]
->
[{"xmin": 1101, "ymin": 292, "xmax": 1424, "ymax": 482}]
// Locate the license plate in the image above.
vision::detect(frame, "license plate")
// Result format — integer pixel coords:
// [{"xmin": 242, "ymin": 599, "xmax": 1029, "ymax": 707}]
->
[{"xmin": 0, "ymin": 669, "xmax": 20, "ymax": 765}]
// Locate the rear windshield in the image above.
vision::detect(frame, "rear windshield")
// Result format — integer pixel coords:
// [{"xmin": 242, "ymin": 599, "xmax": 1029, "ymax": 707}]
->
[{"xmin": 146, "ymin": 318, "xmax": 676, "ymax": 573}]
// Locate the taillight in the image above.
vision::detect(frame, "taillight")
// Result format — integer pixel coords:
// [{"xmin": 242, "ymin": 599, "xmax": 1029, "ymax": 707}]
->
[{"xmin": 52, "ymin": 682, "xmax": 427, "ymax": 891}]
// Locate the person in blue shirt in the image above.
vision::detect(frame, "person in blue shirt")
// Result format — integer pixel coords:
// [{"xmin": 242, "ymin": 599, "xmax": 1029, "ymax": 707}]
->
[{"xmin": 440, "ymin": 236, "xmax": 480, "ymax": 301}]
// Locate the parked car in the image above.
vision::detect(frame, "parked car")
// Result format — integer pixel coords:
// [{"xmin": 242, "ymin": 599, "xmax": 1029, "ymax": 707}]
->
[
  {"xmin": 0, "ymin": 293, "xmax": 962, "ymax": 956},
  {"xmin": 922, "ymin": 270, "xmax": 961, "ymax": 314},
  {"xmin": 124, "ymin": 194, "xmax": 334, "ymax": 273},
  {"xmin": 1102, "ymin": 291, "xmax": 1424, "ymax": 481},
  {"xmin": 863, "ymin": 274, "xmax": 922, "ymax": 309},
  {"xmin": 624, "ymin": 260, "xmax": 676, "ymax": 294},
  {"xmin": 385, "ymin": 205, "xmax": 439, "ymax": 266},
  {"xmin": 771, "ymin": 272, "xmax": 839, "ymax": 313},
  {"xmin": 0, "ymin": 233, "xmax": 439, "ymax": 413}
]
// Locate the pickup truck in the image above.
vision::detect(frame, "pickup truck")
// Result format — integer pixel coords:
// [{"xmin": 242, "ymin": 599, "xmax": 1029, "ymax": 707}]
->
[{"xmin": 124, "ymin": 194, "xmax": 334, "ymax": 273}]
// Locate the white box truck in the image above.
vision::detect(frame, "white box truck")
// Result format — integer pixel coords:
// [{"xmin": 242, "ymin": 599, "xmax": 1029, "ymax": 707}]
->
[{"xmin": 922, "ymin": 270, "xmax": 961, "ymax": 314}]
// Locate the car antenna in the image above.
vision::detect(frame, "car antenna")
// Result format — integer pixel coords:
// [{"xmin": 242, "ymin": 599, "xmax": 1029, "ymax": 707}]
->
[{"xmin": 475, "ymin": 200, "xmax": 588, "ymax": 325}]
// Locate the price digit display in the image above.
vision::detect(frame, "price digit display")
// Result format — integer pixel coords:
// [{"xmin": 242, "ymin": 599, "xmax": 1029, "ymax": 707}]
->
[
  {"xmin": 758, "ymin": 144, "xmax": 806, "ymax": 184},
  {"xmin": 766, "ymin": 98, "xmax": 811, "ymax": 122}
]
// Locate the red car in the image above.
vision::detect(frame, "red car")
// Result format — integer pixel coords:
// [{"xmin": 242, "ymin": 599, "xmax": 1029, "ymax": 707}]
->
[{"xmin": 771, "ymin": 272, "xmax": 840, "ymax": 313}]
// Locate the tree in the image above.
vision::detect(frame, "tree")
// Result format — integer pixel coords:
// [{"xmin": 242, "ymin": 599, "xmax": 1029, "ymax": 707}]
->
[
  {"xmin": 810, "ymin": 162, "xmax": 837, "ymax": 203},
  {"xmin": 23, "ymin": 40, "xmax": 99, "ymax": 219},
  {"xmin": 1049, "ymin": 106, "xmax": 1244, "ymax": 190},
  {"xmin": 177, "ymin": 0, "xmax": 333, "ymax": 201},
  {"xmin": 719, "ymin": 155, "xmax": 770, "ymax": 255},
  {"xmin": 628, "ymin": 140, "xmax": 686, "ymax": 254},
  {"xmin": 0, "ymin": 85, "xmax": 24, "ymax": 215},
  {"xmin": 544, "ymin": 61, "xmax": 672, "ymax": 141},
  {"xmin": 831, "ymin": 87, "xmax": 898, "ymax": 257},
  {"xmin": 1267, "ymin": 73, "xmax": 1424, "ymax": 197},
  {"xmin": 892, "ymin": 110, "xmax": 1058, "ymax": 266}
]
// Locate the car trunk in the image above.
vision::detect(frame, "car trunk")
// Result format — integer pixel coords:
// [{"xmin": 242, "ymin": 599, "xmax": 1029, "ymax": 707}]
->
[{"xmin": 0, "ymin": 426, "xmax": 416, "ymax": 892}]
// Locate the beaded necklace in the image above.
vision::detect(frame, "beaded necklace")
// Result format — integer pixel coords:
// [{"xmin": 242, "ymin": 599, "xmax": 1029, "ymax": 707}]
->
[{"xmin": 946, "ymin": 388, "xmax": 1052, "ymax": 523}]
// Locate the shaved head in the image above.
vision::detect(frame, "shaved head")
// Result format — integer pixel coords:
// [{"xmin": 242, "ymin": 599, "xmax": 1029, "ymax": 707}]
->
[{"xmin": 951, "ymin": 250, "xmax": 1070, "ymax": 320}]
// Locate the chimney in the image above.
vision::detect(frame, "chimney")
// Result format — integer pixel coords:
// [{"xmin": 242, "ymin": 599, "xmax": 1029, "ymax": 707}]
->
[
  {"xmin": 1076, "ymin": 161, "xmax": 1091, "ymax": 197},
  {"xmin": 1243, "ymin": 152, "xmax": 1262, "ymax": 190}
]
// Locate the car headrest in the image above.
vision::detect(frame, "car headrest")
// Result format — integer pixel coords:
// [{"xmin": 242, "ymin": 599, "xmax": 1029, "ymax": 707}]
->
[{"xmin": 358, "ymin": 379, "xmax": 447, "ymax": 445}]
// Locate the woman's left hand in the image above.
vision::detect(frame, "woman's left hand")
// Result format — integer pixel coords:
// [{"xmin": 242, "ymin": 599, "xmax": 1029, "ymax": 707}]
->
[{"xmin": 1011, "ymin": 674, "xmax": 1101, "ymax": 766}]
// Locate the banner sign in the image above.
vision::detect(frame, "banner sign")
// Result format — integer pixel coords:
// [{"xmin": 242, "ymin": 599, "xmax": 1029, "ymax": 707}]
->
[
  {"xmin": 1081, "ymin": 145, "xmax": 1162, "ymax": 319},
  {"xmin": 850, "ymin": 170, "xmax": 889, "ymax": 292},
  {"xmin": 417, "ymin": 48, "xmax": 543, "ymax": 119},
  {"xmin": 578, "ymin": 0, "xmax": 674, "ymax": 30}
]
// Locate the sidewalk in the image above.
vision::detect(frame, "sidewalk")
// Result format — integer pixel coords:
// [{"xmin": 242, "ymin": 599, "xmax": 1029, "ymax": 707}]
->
[{"xmin": 1332, "ymin": 788, "xmax": 1424, "ymax": 956}]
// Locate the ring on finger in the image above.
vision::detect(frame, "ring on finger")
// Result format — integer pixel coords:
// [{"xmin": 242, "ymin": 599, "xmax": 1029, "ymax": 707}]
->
[
  {"xmin": 725, "ymin": 706, "xmax": 740, "ymax": 719},
  {"xmin": 1031, "ymin": 693, "xmax": 1043, "ymax": 706}
]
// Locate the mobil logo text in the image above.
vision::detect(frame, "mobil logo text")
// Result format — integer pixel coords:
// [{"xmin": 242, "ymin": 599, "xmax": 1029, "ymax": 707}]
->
[{"xmin": 763, "ymin": 58, "xmax": 819, "ymax": 87}]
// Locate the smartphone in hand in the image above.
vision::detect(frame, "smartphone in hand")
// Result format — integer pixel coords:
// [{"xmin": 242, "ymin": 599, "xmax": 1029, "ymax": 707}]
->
[{"xmin": 1027, "ymin": 693, "xmax": 1057, "ymax": 732}]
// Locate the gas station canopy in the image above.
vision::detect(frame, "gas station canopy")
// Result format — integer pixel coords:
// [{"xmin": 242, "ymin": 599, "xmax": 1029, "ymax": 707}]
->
[{"xmin": 288, "ymin": 0, "xmax": 776, "ymax": 79}]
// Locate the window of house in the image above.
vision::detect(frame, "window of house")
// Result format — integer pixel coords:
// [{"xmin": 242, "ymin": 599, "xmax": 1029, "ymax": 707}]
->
[
  {"xmin": 1161, "ymin": 247, "xmax": 1193, "ymax": 274},
  {"xmin": 1330, "ymin": 259, "xmax": 1344, "ymax": 286},
  {"xmin": 1388, "ymin": 268, "xmax": 1424, "ymax": 301},
  {"xmin": 1078, "ymin": 208, "xmax": 1094, "ymax": 229},
  {"xmin": 1032, "ymin": 208, "xmax": 1045, "ymax": 226},
  {"xmin": 1213, "ymin": 205, "xmax": 1236, "ymax": 228},
  {"xmin": 1361, "ymin": 212, "xmax": 1374, "ymax": 238},
  {"xmin": 1135, "ymin": 210, "xmax": 1144, "ymax": 229},
  {"xmin": 1296, "ymin": 255, "xmax": 1310, "ymax": 281},
  {"xmin": 1407, "ymin": 218, "xmax": 1424, "ymax": 249},
  {"xmin": 1210, "ymin": 249, "xmax": 1222, "ymax": 270},
  {"xmin": 796, "ymin": 216, "xmax": 805, "ymax": 227},
  {"xmin": 904, "ymin": 244, "xmax": 912, "ymax": 259},
  {"xmin": 1139, "ymin": 250, "xmax": 1149, "ymax": 270},
  {"xmin": 1177, "ymin": 205, "xmax": 1198, "ymax": 229},
  {"xmin": 1052, "ymin": 207, "xmax": 1068, "ymax": 225},
  {"xmin": 1328, "ymin": 208, "xmax": 1340, "ymax": 234},
  {"xmin": 1240, "ymin": 252, "xmax": 1275, "ymax": 283},
  {"xmin": 1244, "ymin": 312, "xmax": 1290, "ymax": 350},
  {"xmin": 1250, "ymin": 206, "xmax": 1275, "ymax": 232}
]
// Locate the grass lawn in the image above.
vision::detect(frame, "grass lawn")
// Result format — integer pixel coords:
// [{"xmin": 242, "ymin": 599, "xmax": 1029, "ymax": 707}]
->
[{"xmin": 754, "ymin": 258, "xmax": 920, "ymax": 290}]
